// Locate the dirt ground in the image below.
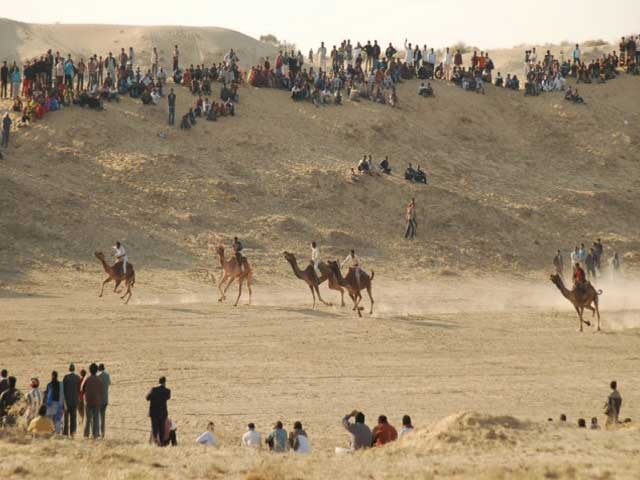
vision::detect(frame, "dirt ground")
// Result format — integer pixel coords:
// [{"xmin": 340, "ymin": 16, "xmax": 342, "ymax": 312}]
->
[{"xmin": 2, "ymin": 269, "xmax": 640, "ymax": 479}]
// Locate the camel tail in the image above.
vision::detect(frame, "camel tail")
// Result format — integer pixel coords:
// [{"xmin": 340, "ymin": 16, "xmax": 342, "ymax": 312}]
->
[{"xmin": 370, "ymin": 270, "xmax": 375, "ymax": 282}]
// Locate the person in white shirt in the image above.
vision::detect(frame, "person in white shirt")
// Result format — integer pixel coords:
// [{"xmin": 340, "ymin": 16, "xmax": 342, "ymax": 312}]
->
[
  {"xmin": 318, "ymin": 42, "xmax": 328, "ymax": 70},
  {"xmin": 421, "ymin": 45, "xmax": 429, "ymax": 66},
  {"xmin": 399, "ymin": 415, "xmax": 414, "ymax": 437},
  {"xmin": 341, "ymin": 249, "xmax": 361, "ymax": 287},
  {"xmin": 530, "ymin": 47, "xmax": 538, "ymax": 64},
  {"xmin": 196, "ymin": 422, "xmax": 218, "ymax": 446},
  {"xmin": 428, "ymin": 49, "xmax": 437, "ymax": 67},
  {"xmin": 288, "ymin": 421, "xmax": 311, "ymax": 454},
  {"xmin": 150, "ymin": 88, "xmax": 161, "ymax": 105},
  {"xmin": 242, "ymin": 422, "xmax": 261, "ymax": 448},
  {"xmin": 443, "ymin": 47, "xmax": 453, "ymax": 80},
  {"xmin": 311, "ymin": 241, "xmax": 321, "ymax": 279},
  {"xmin": 113, "ymin": 241, "xmax": 128, "ymax": 275},
  {"xmin": 572, "ymin": 44, "xmax": 581, "ymax": 64},
  {"xmin": 404, "ymin": 39, "xmax": 414, "ymax": 67}
]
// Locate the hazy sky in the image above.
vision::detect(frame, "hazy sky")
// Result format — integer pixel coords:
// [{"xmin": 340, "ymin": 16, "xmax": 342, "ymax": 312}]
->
[{"xmin": 3, "ymin": 0, "xmax": 639, "ymax": 50}]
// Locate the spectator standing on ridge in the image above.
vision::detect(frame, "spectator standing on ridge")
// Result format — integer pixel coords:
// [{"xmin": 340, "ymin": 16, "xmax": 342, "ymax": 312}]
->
[
  {"xmin": 605, "ymin": 380, "xmax": 622, "ymax": 427},
  {"xmin": 168, "ymin": 88, "xmax": 177, "ymax": 126},
  {"xmin": 2, "ymin": 113, "xmax": 12, "ymax": 149},
  {"xmin": 553, "ymin": 250, "xmax": 564, "ymax": 279},
  {"xmin": 63, "ymin": 364, "xmax": 81, "ymax": 436},
  {"xmin": 147, "ymin": 376, "xmax": 171, "ymax": 446},
  {"xmin": 82, "ymin": 363, "xmax": 103, "ymax": 439},
  {"xmin": 98, "ymin": 363, "xmax": 111, "ymax": 438}
]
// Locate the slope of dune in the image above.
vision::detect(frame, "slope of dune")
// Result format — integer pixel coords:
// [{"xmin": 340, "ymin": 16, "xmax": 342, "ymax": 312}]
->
[
  {"xmin": 0, "ymin": 17, "xmax": 276, "ymax": 68},
  {"xmin": 1, "ymin": 65, "xmax": 640, "ymax": 285}
]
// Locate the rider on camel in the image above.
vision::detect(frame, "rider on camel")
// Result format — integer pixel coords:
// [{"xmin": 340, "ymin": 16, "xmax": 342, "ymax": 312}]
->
[
  {"xmin": 113, "ymin": 242, "xmax": 128, "ymax": 276},
  {"xmin": 311, "ymin": 241, "xmax": 321, "ymax": 283},
  {"xmin": 342, "ymin": 249, "xmax": 362, "ymax": 288},
  {"xmin": 233, "ymin": 237, "xmax": 245, "ymax": 275},
  {"xmin": 573, "ymin": 262, "xmax": 587, "ymax": 293}
]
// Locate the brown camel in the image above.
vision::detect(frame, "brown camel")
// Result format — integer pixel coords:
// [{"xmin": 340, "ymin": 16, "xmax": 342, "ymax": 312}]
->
[
  {"xmin": 327, "ymin": 260, "xmax": 374, "ymax": 317},
  {"xmin": 95, "ymin": 251, "xmax": 135, "ymax": 304},
  {"xmin": 216, "ymin": 246, "xmax": 252, "ymax": 306},
  {"xmin": 283, "ymin": 252, "xmax": 345, "ymax": 308},
  {"xmin": 550, "ymin": 274, "xmax": 602, "ymax": 331}
]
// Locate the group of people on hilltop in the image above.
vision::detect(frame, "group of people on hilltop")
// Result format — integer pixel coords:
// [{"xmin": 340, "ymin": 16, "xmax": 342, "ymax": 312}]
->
[
  {"xmin": 0, "ymin": 363, "xmax": 110, "ymax": 438},
  {"xmin": 553, "ymin": 238, "xmax": 622, "ymax": 286}
]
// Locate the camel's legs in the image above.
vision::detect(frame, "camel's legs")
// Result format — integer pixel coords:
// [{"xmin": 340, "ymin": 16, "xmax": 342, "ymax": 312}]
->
[
  {"xmin": 366, "ymin": 285, "xmax": 374, "ymax": 315},
  {"xmin": 349, "ymin": 292, "xmax": 358, "ymax": 311},
  {"xmin": 309, "ymin": 284, "xmax": 316, "ymax": 309},
  {"xmin": 246, "ymin": 274, "xmax": 253, "ymax": 305},
  {"xmin": 217, "ymin": 273, "xmax": 229, "ymax": 301},
  {"xmin": 113, "ymin": 280, "xmax": 122, "ymax": 293},
  {"xmin": 594, "ymin": 297, "xmax": 601, "ymax": 331},
  {"xmin": 314, "ymin": 285, "xmax": 331, "ymax": 306},
  {"xmin": 122, "ymin": 282, "xmax": 132, "ymax": 304},
  {"xmin": 328, "ymin": 277, "xmax": 346, "ymax": 307},
  {"xmin": 234, "ymin": 278, "xmax": 243, "ymax": 307},
  {"xmin": 99, "ymin": 278, "xmax": 111, "ymax": 297}
]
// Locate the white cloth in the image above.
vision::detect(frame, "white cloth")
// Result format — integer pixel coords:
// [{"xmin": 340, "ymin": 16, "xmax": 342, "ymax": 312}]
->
[
  {"xmin": 294, "ymin": 434, "xmax": 311, "ymax": 454},
  {"xmin": 242, "ymin": 429, "xmax": 261, "ymax": 448},
  {"xmin": 114, "ymin": 245, "xmax": 128, "ymax": 274},
  {"xmin": 311, "ymin": 246, "xmax": 321, "ymax": 276},
  {"xmin": 399, "ymin": 426, "xmax": 414, "ymax": 437},
  {"xmin": 196, "ymin": 431, "xmax": 218, "ymax": 446},
  {"xmin": 404, "ymin": 41, "xmax": 414, "ymax": 66},
  {"xmin": 341, "ymin": 254, "xmax": 360, "ymax": 269}
]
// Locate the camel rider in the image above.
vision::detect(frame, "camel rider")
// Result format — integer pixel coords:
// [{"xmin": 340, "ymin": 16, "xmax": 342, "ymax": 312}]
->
[
  {"xmin": 311, "ymin": 241, "xmax": 321, "ymax": 283},
  {"xmin": 113, "ymin": 241, "xmax": 128, "ymax": 276},
  {"xmin": 341, "ymin": 249, "xmax": 361, "ymax": 288},
  {"xmin": 573, "ymin": 262, "xmax": 587, "ymax": 293},
  {"xmin": 232, "ymin": 237, "xmax": 244, "ymax": 273}
]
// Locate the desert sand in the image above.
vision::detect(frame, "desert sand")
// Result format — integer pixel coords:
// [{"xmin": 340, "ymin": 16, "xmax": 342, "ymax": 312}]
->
[{"xmin": 1, "ymin": 19, "xmax": 640, "ymax": 480}]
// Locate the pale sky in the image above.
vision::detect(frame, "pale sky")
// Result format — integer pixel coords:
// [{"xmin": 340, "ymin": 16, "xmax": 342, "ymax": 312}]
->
[{"xmin": 2, "ymin": 0, "xmax": 639, "ymax": 51}]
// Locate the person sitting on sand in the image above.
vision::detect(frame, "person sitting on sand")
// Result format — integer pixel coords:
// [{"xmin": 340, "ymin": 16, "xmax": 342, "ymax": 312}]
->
[
  {"xmin": 418, "ymin": 81, "xmax": 434, "ymax": 97},
  {"xmin": 578, "ymin": 418, "xmax": 586, "ymax": 428},
  {"xmin": 242, "ymin": 423, "xmax": 261, "ymax": 448},
  {"xmin": 27, "ymin": 405, "xmax": 55, "ymax": 436},
  {"xmin": 379, "ymin": 156, "xmax": 391, "ymax": 174},
  {"xmin": 605, "ymin": 381, "xmax": 622, "ymax": 427},
  {"xmin": 590, "ymin": 417, "xmax": 600, "ymax": 429},
  {"xmin": 266, "ymin": 421, "xmax": 288, "ymax": 452},
  {"xmin": 399, "ymin": 415, "xmax": 414, "ymax": 437},
  {"xmin": 342, "ymin": 410, "xmax": 372, "ymax": 450},
  {"xmin": 0, "ymin": 376, "xmax": 22, "ymax": 424},
  {"xmin": 196, "ymin": 421, "xmax": 218, "ymax": 446},
  {"xmin": 372, "ymin": 415, "xmax": 398, "ymax": 446},
  {"xmin": 180, "ymin": 113, "xmax": 191, "ymax": 129},
  {"xmin": 495, "ymin": 72, "xmax": 504, "ymax": 87},
  {"xmin": 288, "ymin": 421, "xmax": 311, "ymax": 454},
  {"xmin": 405, "ymin": 163, "xmax": 417, "ymax": 181}
]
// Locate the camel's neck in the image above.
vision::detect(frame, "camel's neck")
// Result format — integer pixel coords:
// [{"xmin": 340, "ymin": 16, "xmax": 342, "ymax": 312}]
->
[
  {"xmin": 555, "ymin": 279, "xmax": 572, "ymax": 299},
  {"xmin": 100, "ymin": 257, "xmax": 111, "ymax": 274},
  {"xmin": 218, "ymin": 253, "xmax": 226, "ymax": 269},
  {"xmin": 333, "ymin": 267, "xmax": 346, "ymax": 286},
  {"xmin": 287, "ymin": 258, "xmax": 304, "ymax": 280}
]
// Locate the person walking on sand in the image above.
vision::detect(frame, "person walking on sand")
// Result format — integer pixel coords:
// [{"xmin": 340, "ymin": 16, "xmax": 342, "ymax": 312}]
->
[
  {"xmin": 168, "ymin": 88, "xmax": 176, "ymax": 126},
  {"xmin": 553, "ymin": 250, "xmax": 564, "ymax": 279},
  {"xmin": 605, "ymin": 380, "xmax": 622, "ymax": 427},
  {"xmin": 404, "ymin": 198, "xmax": 417, "ymax": 239},
  {"xmin": 147, "ymin": 376, "xmax": 171, "ymax": 446}
]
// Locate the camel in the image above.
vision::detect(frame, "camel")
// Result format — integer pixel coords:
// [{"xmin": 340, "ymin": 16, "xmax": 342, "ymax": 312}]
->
[
  {"xmin": 550, "ymin": 274, "xmax": 603, "ymax": 331},
  {"xmin": 283, "ymin": 252, "xmax": 345, "ymax": 309},
  {"xmin": 95, "ymin": 251, "xmax": 135, "ymax": 305},
  {"xmin": 216, "ymin": 246, "xmax": 252, "ymax": 306},
  {"xmin": 327, "ymin": 260, "xmax": 374, "ymax": 317}
]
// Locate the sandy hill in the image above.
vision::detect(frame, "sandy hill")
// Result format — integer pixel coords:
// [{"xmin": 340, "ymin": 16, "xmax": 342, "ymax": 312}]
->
[
  {"xmin": 0, "ymin": 29, "xmax": 639, "ymax": 286},
  {"xmin": 0, "ymin": 18, "xmax": 276, "ymax": 68}
]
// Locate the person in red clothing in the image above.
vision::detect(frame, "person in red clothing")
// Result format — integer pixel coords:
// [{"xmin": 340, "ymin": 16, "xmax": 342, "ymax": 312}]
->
[
  {"xmin": 371, "ymin": 415, "xmax": 398, "ymax": 446},
  {"xmin": 573, "ymin": 262, "xmax": 587, "ymax": 293}
]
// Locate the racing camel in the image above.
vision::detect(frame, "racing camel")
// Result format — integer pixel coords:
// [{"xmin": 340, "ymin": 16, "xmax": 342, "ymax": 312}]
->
[
  {"xmin": 216, "ymin": 246, "xmax": 252, "ymax": 306},
  {"xmin": 550, "ymin": 273, "xmax": 602, "ymax": 331},
  {"xmin": 95, "ymin": 251, "xmax": 135, "ymax": 305},
  {"xmin": 327, "ymin": 260, "xmax": 374, "ymax": 317},
  {"xmin": 283, "ymin": 252, "xmax": 345, "ymax": 308}
]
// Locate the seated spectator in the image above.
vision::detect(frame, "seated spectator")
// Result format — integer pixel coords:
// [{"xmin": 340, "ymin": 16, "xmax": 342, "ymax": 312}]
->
[
  {"xmin": 163, "ymin": 418, "xmax": 178, "ymax": 446},
  {"xmin": 475, "ymin": 72, "xmax": 485, "ymax": 94},
  {"xmin": 265, "ymin": 421, "xmax": 288, "ymax": 452},
  {"xmin": 180, "ymin": 113, "xmax": 191, "ymax": 129},
  {"xmin": 0, "ymin": 376, "xmax": 22, "ymax": 424},
  {"xmin": 206, "ymin": 105, "xmax": 218, "ymax": 121},
  {"xmin": 379, "ymin": 156, "xmax": 391, "ymax": 174},
  {"xmin": 150, "ymin": 88, "xmax": 161, "ymax": 105},
  {"xmin": 195, "ymin": 421, "xmax": 218, "ymax": 446},
  {"xmin": 188, "ymin": 108, "xmax": 196, "ymax": 125},
  {"xmin": 27, "ymin": 405, "xmax": 55, "ymax": 436},
  {"xmin": 371, "ymin": 415, "xmax": 398, "ymax": 446},
  {"xmin": 242, "ymin": 423, "xmax": 261, "ymax": 448},
  {"xmin": 12, "ymin": 97, "xmax": 23, "ymax": 112},
  {"xmin": 399, "ymin": 415, "xmax": 414, "ymax": 437},
  {"xmin": 223, "ymin": 98, "xmax": 235, "ymax": 116},
  {"xmin": 565, "ymin": 87, "xmax": 584, "ymax": 104},
  {"xmin": 495, "ymin": 72, "xmax": 504, "ymax": 87},
  {"xmin": 578, "ymin": 418, "xmax": 587, "ymax": 428},
  {"xmin": 288, "ymin": 421, "xmax": 311, "ymax": 454},
  {"xmin": 141, "ymin": 89, "xmax": 153, "ymax": 105},
  {"xmin": 342, "ymin": 410, "xmax": 372, "ymax": 451},
  {"xmin": 418, "ymin": 81, "xmax": 434, "ymax": 97},
  {"xmin": 590, "ymin": 417, "xmax": 600, "ymax": 430},
  {"xmin": 357, "ymin": 155, "xmax": 371, "ymax": 174}
]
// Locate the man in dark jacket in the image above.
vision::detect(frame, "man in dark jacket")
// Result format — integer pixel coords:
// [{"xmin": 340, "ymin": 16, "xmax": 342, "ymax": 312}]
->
[
  {"xmin": 63, "ymin": 364, "xmax": 81, "ymax": 436},
  {"xmin": 0, "ymin": 61, "xmax": 8, "ymax": 98},
  {"xmin": 0, "ymin": 369, "xmax": 8, "ymax": 396},
  {"xmin": 146, "ymin": 376, "xmax": 171, "ymax": 446},
  {"xmin": 2, "ymin": 113, "xmax": 12, "ymax": 148},
  {"xmin": 82, "ymin": 363, "xmax": 103, "ymax": 439},
  {"xmin": 0, "ymin": 377, "xmax": 22, "ymax": 421}
]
